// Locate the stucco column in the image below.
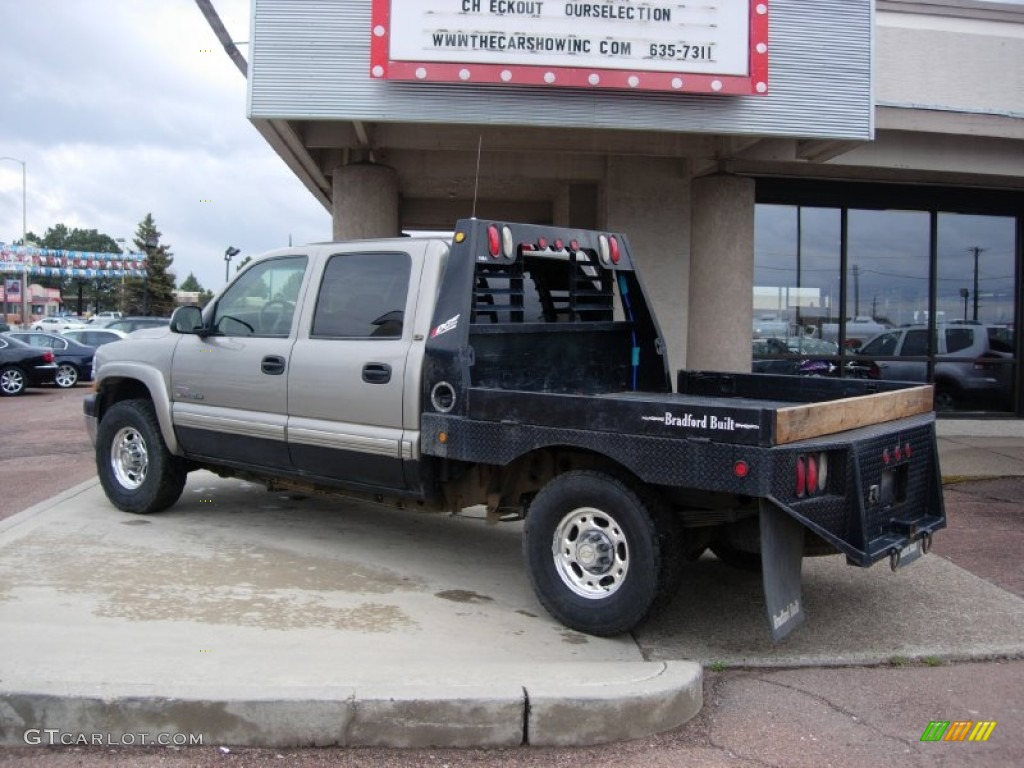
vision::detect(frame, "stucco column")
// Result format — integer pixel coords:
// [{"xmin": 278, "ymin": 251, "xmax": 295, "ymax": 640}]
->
[
  {"xmin": 331, "ymin": 164, "xmax": 400, "ymax": 240},
  {"xmin": 602, "ymin": 156, "xmax": 690, "ymax": 373},
  {"xmin": 687, "ymin": 174, "xmax": 755, "ymax": 373}
]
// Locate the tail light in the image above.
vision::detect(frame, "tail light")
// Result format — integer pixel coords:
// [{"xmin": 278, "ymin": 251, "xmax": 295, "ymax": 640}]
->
[
  {"xmin": 43, "ymin": 351, "xmax": 54, "ymax": 362},
  {"xmin": 796, "ymin": 452, "xmax": 830, "ymax": 498}
]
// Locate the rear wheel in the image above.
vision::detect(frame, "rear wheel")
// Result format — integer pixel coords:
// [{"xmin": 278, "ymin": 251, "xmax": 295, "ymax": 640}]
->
[
  {"xmin": 96, "ymin": 398, "xmax": 187, "ymax": 514},
  {"xmin": 0, "ymin": 365, "xmax": 27, "ymax": 396},
  {"xmin": 523, "ymin": 470, "xmax": 677, "ymax": 636},
  {"xmin": 55, "ymin": 363, "xmax": 79, "ymax": 388}
]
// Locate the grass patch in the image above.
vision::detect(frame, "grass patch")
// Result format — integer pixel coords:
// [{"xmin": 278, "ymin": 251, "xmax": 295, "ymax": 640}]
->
[
  {"xmin": 889, "ymin": 655, "xmax": 910, "ymax": 668},
  {"xmin": 708, "ymin": 661, "xmax": 728, "ymax": 672},
  {"xmin": 922, "ymin": 656, "xmax": 946, "ymax": 667}
]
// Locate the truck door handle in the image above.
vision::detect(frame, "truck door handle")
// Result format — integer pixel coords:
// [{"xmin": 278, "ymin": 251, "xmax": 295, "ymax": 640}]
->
[
  {"xmin": 261, "ymin": 355, "xmax": 286, "ymax": 375},
  {"xmin": 362, "ymin": 363, "xmax": 392, "ymax": 384}
]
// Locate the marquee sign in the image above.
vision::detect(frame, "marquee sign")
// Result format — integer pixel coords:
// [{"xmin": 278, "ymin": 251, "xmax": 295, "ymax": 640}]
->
[
  {"xmin": 370, "ymin": 0, "xmax": 768, "ymax": 95},
  {"xmin": 0, "ymin": 244, "xmax": 147, "ymax": 279}
]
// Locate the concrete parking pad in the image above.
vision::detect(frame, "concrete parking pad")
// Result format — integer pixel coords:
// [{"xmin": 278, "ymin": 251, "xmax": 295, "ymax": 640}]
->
[{"xmin": 0, "ymin": 473, "xmax": 700, "ymax": 748}]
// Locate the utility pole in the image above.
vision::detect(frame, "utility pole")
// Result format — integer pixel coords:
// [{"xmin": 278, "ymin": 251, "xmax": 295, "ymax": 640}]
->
[{"xmin": 968, "ymin": 246, "xmax": 985, "ymax": 322}]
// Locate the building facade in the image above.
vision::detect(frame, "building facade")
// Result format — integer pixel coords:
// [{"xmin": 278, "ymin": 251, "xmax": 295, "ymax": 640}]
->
[{"xmin": 245, "ymin": 0, "xmax": 1024, "ymax": 416}]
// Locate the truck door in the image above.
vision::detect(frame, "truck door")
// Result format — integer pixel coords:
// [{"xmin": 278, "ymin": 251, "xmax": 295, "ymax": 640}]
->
[
  {"xmin": 286, "ymin": 250, "xmax": 416, "ymax": 489},
  {"xmin": 170, "ymin": 255, "xmax": 308, "ymax": 469}
]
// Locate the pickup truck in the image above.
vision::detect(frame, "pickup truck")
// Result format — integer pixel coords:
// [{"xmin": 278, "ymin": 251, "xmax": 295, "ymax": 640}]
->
[{"xmin": 84, "ymin": 219, "xmax": 946, "ymax": 641}]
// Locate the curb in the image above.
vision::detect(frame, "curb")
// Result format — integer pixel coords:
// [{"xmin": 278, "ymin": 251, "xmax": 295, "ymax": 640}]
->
[{"xmin": 0, "ymin": 662, "xmax": 702, "ymax": 749}]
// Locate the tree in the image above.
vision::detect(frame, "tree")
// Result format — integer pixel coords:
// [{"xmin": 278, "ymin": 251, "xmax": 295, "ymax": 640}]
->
[
  {"xmin": 27, "ymin": 224, "xmax": 122, "ymax": 313},
  {"xmin": 123, "ymin": 214, "xmax": 176, "ymax": 316}
]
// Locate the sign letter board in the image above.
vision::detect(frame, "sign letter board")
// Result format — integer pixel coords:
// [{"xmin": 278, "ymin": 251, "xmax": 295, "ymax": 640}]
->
[{"xmin": 371, "ymin": 1, "xmax": 769, "ymax": 95}]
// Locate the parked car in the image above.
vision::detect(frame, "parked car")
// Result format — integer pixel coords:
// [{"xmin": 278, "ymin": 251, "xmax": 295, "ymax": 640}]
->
[
  {"xmin": 105, "ymin": 316, "xmax": 171, "ymax": 333},
  {"xmin": 31, "ymin": 316, "xmax": 86, "ymax": 333},
  {"xmin": 0, "ymin": 321, "xmax": 10, "ymax": 333},
  {"xmin": 5, "ymin": 331, "xmax": 96, "ymax": 388},
  {"xmin": 0, "ymin": 335, "xmax": 58, "ymax": 395},
  {"xmin": 62, "ymin": 328, "xmax": 129, "ymax": 348},
  {"xmin": 753, "ymin": 336, "xmax": 842, "ymax": 376},
  {"xmin": 89, "ymin": 311, "xmax": 122, "ymax": 322},
  {"xmin": 853, "ymin": 323, "xmax": 1015, "ymax": 411}
]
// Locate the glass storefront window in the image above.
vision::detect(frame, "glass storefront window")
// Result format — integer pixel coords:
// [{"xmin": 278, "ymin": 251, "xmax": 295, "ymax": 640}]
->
[{"xmin": 753, "ymin": 200, "xmax": 1019, "ymax": 415}]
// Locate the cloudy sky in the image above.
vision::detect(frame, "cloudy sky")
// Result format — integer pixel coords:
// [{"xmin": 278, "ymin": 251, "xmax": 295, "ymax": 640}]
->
[{"xmin": 0, "ymin": 0, "xmax": 330, "ymax": 293}]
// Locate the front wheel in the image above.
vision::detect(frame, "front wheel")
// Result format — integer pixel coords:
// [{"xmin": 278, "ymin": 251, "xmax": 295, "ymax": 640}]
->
[
  {"xmin": 55, "ymin": 363, "xmax": 79, "ymax": 388},
  {"xmin": 96, "ymin": 398, "xmax": 187, "ymax": 514},
  {"xmin": 523, "ymin": 470, "xmax": 675, "ymax": 636}
]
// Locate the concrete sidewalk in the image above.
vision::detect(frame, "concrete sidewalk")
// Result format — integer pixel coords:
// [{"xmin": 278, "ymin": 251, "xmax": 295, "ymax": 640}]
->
[{"xmin": 0, "ymin": 419, "xmax": 1021, "ymax": 750}]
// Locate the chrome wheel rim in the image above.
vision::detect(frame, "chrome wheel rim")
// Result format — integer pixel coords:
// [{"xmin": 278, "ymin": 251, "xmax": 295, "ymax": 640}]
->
[
  {"xmin": 1, "ymin": 369, "xmax": 24, "ymax": 394},
  {"xmin": 110, "ymin": 426, "xmax": 148, "ymax": 490},
  {"xmin": 55, "ymin": 364, "xmax": 77, "ymax": 388},
  {"xmin": 551, "ymin": 506, "xmax": 629, "ymax": 599}
]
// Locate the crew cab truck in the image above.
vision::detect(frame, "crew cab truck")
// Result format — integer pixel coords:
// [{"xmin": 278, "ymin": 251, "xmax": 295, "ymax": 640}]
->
[{"xmin": 84, "ymin": 219, "xmax": 946, "ymax": 641}]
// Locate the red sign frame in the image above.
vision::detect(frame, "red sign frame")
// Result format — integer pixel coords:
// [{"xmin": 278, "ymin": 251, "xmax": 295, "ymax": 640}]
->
[{"xmin": 370, "ymin": 1, "xmax": 769, "ymax": 96}]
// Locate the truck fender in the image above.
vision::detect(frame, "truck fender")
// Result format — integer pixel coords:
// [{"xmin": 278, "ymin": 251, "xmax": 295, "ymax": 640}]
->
[{"xmin": 96, "ymin": 362, "xmax": 181, "ymax": 455}]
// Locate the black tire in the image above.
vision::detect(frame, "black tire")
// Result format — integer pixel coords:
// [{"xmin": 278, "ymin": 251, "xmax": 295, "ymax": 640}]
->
[
  {"xmin": 523, "ymin": 470, "xmax": 672, "ymax": 636},
  {"xmin": 55, "ymin": 362, "xmax": 79, "ymax": 388},
  {"xmin": 95, "ymin": 398, "xmax": 187, "ymax": 514},
  {"xmin": 0, "ymin": 365, "xmax": 27, "ymax": 396},
  {"xmin": 933, "ymin": 385, "xmax": 957, "ymax": 412}
]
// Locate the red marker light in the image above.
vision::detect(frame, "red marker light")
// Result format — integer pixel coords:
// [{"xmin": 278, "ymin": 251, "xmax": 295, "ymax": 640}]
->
[
  {"xmin": 734, "ymin": 460, "xmax": 749, "ymax": 478},
  {"xmin": 882, "ymin": 449, "xmax": 891, "ymax": 465},
  {"xmin": 487, "ymin": 225, "xmax": 500, "ymax": 258},
  {"xmin": 537, "ymin": 237, "xmax": 548, "ymax": 250},
  {"xmin": 609, "ymin": 235, "xmax": 621, "ymax": 264},
  {"xmin": 806, "ymin": 454, "xmax": 818, "ymax": 495},
  {"xmin": 905, "ymin": 442, "xmax": 912, "ymax": 458},
  {"xmin": 795, "ymin": 456, "xmax": 806, "ymax": 498},
  {"xmin": 554, "ymin": 238, "xmax": 564, "ymax": 251},
  {"xmin": 569, "ymin": 239, "xmax": 580, "ymax": 252}
]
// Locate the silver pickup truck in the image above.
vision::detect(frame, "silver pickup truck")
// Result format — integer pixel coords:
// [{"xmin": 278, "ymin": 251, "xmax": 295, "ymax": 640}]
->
[{"xmin": 85, "ymin": 219, "xmax": 945, "ymax": 640}]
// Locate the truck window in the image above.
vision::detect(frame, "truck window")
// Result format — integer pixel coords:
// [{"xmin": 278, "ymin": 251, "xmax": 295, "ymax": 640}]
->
[
  {"xmin": 311, "ymin": 252, "xmax": 411, "ymax": 339},
  {"xmin": 214, "ymin": 256, "xmax": 308, "ymax": 337}
]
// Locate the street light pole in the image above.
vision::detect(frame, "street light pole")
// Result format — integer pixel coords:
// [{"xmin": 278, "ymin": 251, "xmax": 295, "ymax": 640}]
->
[
  {"xmin": 224, "ymin": 246, "xmax": 240, "ymax": 283},
  {"xmin": 1, "ymin": 157, "xmax": 27, "ymax": 327}
]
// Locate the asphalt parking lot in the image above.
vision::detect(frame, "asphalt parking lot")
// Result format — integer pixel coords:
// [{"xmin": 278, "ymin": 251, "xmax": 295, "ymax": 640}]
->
[{"xmin": 0, "ymin": 387, "xmax": 1022, "ymax": 766}]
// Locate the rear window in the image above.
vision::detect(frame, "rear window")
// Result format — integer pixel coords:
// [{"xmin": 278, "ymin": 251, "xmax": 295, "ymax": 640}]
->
[
  {"xmin": 988, "ymin": 327, "xmax": 1015, "ymax": 353},
  {"xmin": 945, "ymin": 328, "xmax": 974, "ymax": 354}
]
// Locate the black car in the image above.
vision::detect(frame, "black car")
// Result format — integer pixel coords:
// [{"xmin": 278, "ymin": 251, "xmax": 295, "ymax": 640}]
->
[
  {"xmin": 0, "ymin": 335, "xmax": 58, "ymax": 396},
  {"xmin": 5, "ymin": 331, "xmax": 96, "ymax": 388},
  {"xmin": 105, "ymin": 316, "xmax": 171, "ymax": 333}
]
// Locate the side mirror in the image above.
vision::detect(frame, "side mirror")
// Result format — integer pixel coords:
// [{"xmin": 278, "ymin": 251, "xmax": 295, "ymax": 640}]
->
[{"xmin": 170, "ymin": 305, "xmax": 204, "ymax": 335}]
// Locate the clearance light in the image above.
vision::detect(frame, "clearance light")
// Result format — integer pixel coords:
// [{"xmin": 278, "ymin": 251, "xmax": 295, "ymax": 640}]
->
[
  {"xmin": 501, "ymin": 226, "xmax": 514, "ymax": 258},
  {"xmin": 537, "ymin": 237, "xmax": 548, "ymax": 250},
  {"xmin": 882, "ymin": 448, "xmax": 891, "ymax": 465},
  {"xmin": 598, "ymin": 235, "xmax": 611, "ymax": 265},
  {"xmin": 608, "ymin": 235, "xmax": 621, "ymax": 264},
  {"xmin": 904, "ymin": 442, "xmax": 912, "ymax": 459},
  {"xmin": 570, "ymin": 239, "xmax": 580, "ymax": 252},
  {"xmin": 454, "ymin": 231, "xmax": 466, "ymax": 243},
  {"xmin": 487, "ymin": 225, "xmax": 501, "ymax": 258},
  {"xmin": 733, "ymin": 460, "xmax": 749, "ymax": 478},
  {"xmin": 795, "ymin": 456, "xmax": 806, "ymax": 498},
  {"xmin": 554, "ymin": 239, "xmax": 564, "ymax": 251}
]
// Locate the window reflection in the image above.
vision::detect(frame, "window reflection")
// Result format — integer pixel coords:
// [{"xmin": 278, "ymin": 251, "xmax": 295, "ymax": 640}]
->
[{"xmin": 752, "ymin": 204, "xmax": 1018, "ymax": 414}]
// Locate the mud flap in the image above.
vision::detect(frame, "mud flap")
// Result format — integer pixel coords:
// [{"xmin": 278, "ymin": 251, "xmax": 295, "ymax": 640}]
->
[{"xmin": 760, "ymin": 499, "xmax": 806, "ymax": 643}]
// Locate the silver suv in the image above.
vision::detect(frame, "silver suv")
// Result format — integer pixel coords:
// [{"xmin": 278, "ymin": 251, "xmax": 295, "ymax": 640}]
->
[{"xmin": 856, "ymin": 323, "xmax": 1015, "ymax": 411}]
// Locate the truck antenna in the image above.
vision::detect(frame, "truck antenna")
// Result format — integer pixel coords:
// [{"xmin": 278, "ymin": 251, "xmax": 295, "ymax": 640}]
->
[{"xmin": 471, "ymin": 135, "xmax": 482, "ymax": 219}]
